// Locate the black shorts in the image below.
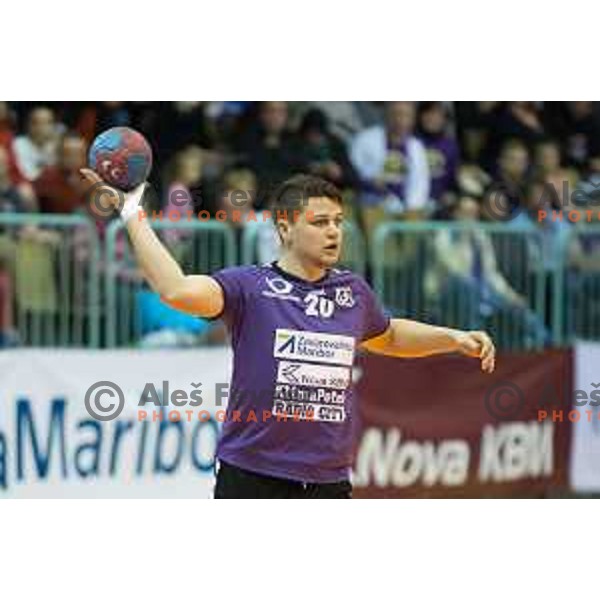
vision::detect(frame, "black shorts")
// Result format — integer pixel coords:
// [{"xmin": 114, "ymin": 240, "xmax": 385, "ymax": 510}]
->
[{"xmin": 214, "ymin": 460, "xmax": 352, "ymax": 499}]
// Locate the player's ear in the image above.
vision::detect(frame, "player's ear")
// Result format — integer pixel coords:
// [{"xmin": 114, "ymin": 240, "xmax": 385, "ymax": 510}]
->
[{"xmin": 277, "ymin": 219, "xmax": 289, "ymax": 243}]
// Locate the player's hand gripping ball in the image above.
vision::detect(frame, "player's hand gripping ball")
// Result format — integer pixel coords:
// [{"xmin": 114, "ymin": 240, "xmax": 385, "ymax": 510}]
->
[{"xmin": 88, "ymin": 127, "xmax": 152, "ymax": 192}]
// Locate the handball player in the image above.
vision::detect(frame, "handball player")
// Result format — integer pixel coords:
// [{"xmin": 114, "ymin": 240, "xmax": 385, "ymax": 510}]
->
[{"xmin": 80, "ymin": 170, "xmax": 495, "ymax": 499}]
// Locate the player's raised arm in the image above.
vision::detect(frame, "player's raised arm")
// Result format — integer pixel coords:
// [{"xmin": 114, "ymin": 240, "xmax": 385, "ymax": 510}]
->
[
  {"xmin": 80, "ymin": 168, "xmax": 224, "ymax": 318},
  {"xmin": 361, "ymin": 318, "xmax": 496, "ymax": 373}
]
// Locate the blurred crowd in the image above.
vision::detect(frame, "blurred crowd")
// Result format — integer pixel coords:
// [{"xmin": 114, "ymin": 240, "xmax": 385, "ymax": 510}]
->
[{"xmin": 2, "ymin": 101, "xmax": 600, "ymax": 348}]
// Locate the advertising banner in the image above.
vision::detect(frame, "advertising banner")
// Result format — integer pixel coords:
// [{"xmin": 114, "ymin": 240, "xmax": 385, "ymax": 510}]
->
[
  {"xmin": 569, "ymin": 342, "xmax": 600, "ymax": 492},
  {"xmin": 0, "ymin": 348, "xmax": 232, "ymax": 498},
  {"xmin": 353, "ymin": 350, "xmax": 573, "ymax": 498}
]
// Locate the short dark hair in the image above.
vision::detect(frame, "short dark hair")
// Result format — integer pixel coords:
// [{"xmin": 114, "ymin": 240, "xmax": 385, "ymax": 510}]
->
[{"xmin": 270, "ymin": 174, "xmax": 342, "ymax": 221}]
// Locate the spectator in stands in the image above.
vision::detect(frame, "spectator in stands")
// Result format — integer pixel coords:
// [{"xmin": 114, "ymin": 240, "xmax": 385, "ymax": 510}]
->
[
  {"xmin": 0, "ymin": 102, "xmax": 26, "ymax": 186},
  {"xmin": 12, "ymin": 106, "xmax": 60, "ymax": 181},
  {"xmin": 217, "ymin": 168, "xmax": 256, "ymax": 224},
  {"xmin": 483, "ymin": 102, "xmax": 545, "ymax": 168},
  {"xmin": 75, "ymin": 101, "xmax": 133, "ymax": 143},
  {"xmin": 164, "ymin": 146, "xmax": 203, "ymax": 215},
  {"xmin": 217, "ymin": 168, "xmax": 279, "ymax": 263},
  {"xmin": 0, "ymin": 146, "xmax": 38, "ymax": 347},
  {"xmin": 417, "ymin": 102, "xmax": 460, "ymax": 208},
  {"xmin": 350, "ymin": 101, "xmax": 430, "ymax": 215},
  {"xmin": 152, "ymin": 102, "xmax": 215, "ymax": 174},
  {"xmin": 485, "ymin": 139, "xmax": 531, "ymax": 220},
  {"xmin": 94, "ymin": 101, "xmax": 132, "ymax": 132},
  {"xmin": 235, "ymin": 101, "xmax": 299, "ymax": 200},
  {"xmin": 454, "ymin": 101, "xmax": 499, "ymax": 166},
  {"xmin": 34, "ymin": 133, "xmax": 88, "ymax": 213},
  {"xmin": 513, "ymin": 179, "xmax": 571, "ymax": 265},
  {"xmin": 565, "ymin": 179, "xmax": 600, "ymax": 338},
  {"xmin": 161, "ymin": 146, "xmax": 203, "ymax": 257},
  {"xmin": 533, "ymin": 139, "xmax": 578, "ymax": 208},
  {"xmin": 559, "ymin": 102, "xmax": 600, "ymax": 170},
  {"xmin": 425, "ymin": 196, "xmax": 547, "ymax": 348},
  {"xmin": 0, "ymin": 147, "xmax": 35, "ymax": 215},
  {"xmin": 203, "ymin": 101, "xmax": 250, "ymax": 146},
  {"xmin": 0, "ymin": 102, "xmax": 12, "ymax": 145},
  {"xmin": 294, "ymin": 109, "xmax": 358, "ymax": 190},
  {"xmin": 511, "ymin": 179, "xmax": 571, "ymax": 330},
  {"xmin": 299, "ymin": 102, "xmax": 383, "ymax": 142}
]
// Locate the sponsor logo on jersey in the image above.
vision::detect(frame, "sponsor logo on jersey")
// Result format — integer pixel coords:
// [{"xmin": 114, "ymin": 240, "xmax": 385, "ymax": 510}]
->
[
  {"xmin": 274, "ymin": 329, "xmax": 355, "ymax": 366},
  {"xmin": 266, "ymin": 277, "xmax": 294, "ymax": 295},
  {"xmin": 276, "ymin": 361, "xmax": 351, "ymax": 390},
  {"xmin": 335, "ymin": 286, "xmax": 355, "ymax": 308},
  {"xmin": 261, "ymin": 277, "xmax": 300, "ymax": 302},
  {"xmin": 272, "ymin": 400, "xmax": 346, "ymax": 423}
]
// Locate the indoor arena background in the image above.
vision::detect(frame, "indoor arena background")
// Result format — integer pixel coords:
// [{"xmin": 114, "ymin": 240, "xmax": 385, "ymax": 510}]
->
[{"xmin": 1, "ymin": 101, "xmax": 599, "ymax": 498}]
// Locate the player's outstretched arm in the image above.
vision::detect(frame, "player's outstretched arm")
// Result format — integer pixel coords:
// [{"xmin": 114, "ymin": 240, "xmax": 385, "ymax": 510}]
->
[
  {"xmin": 81, "ymin": 169, "xmax": 224, "ymax": 318},
  {"xmin": 361, "ymin": 319, "xmax": 495, "ymax": 373}
]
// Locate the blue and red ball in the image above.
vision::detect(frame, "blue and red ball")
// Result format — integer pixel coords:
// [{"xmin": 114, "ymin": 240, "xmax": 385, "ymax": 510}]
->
[{"xmin": 88, "ymin": 127, "xmax": 152, "ymax": 191}]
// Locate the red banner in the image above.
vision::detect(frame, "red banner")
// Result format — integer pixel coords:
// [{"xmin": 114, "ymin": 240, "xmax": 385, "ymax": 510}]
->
[{"xmin": 353, "ymin": 349, "xmax": 572, "ymax": 498}]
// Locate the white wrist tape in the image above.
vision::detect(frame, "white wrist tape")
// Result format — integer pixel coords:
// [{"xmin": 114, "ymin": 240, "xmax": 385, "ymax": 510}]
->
[{"xmin": 119, "ymin": 183, "xmax": 147, "ymax": 223}]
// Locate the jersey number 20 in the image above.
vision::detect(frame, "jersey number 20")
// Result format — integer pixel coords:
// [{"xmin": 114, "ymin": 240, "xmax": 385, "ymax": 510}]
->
[{"xmin": 304, "ymin": 294, "xmax": 334, "ymax": 318}]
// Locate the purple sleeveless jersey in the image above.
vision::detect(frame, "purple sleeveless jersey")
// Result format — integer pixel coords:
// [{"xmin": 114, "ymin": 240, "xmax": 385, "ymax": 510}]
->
[{"xmin": 211, "ymin": 262, "xmax": 390, "ymax": 483}]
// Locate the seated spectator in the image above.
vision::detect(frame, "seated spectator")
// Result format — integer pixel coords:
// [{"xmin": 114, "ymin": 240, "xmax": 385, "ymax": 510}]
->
[
  {"xmin": 217, "ymin": 168, "xmax": 279, "ymax": 263},
  {"xmin": 561, "ymin": 102, "xmax": 600, "ymax": 170},
  {"xmin": 235, "ymin": 101, "xmax": 300, "ymax": 201},
  {"xmin": 151, "ymin": 102, "xmax": 216, "ymax": 176},
  {"xmin": 299, "ymin": 101, "xmax": 383, "ymax": 143},
  {"xmin": 417, "ymin": 101, "xmax": 460, "ymax": 207},
  {"xmin": 294, "ymin": 109, "xmax": 358, "ymax": 190},
  {"xmin": 1, "ymin": 146, "xmax": 54, "ymax": 346},
  {"xmin": 485, "ymin": 139, "xmax": 531, "ymax": 220},
  {"xmin": 0, "ymin": 146, "xmax": 33, "ymax": 346},
  {"xmin": 217, "ymin": 168, "xmax": 256, "ymax": 224},
  {"xmin": 454, "ymin": 101, "xmax": 499, "ymax": 166},
  {"xmin": 350, "ymin": 101, "xmax": 430, "ymax": 215},
  {"xmin": 12, "ymin": 106, "xmax": 60, "ymax": 181},
  {"xmin": 483, "ymin": 102, "xmax": 545, "ymax": 168},
  {"xmin": 162, "ymin": 146, "xmax": 204, "ymax": 257},
  {"xmin": 34, "ymin": 133, "xmax": 88, "ymax": 213},
  {"xmin": 512, "ymin": 179, "xmax": 571, "ymax": 271},
  {"xmin": 425, "ymin": 196, "xmax": 548, "ymax": 348},
  {"xmin": 136, "ymin": 284, "xmax": 217, "ymax": 348},
  {"xmin": 565, "ymin": 179, "xmax": 600, "ymax": 339},
  {"xmin": 75, "ymin": 101, "xmax": 133, "ymax": 144},
  {"xmin": 533, "ymin": 139, "xmax": 578, "ymax": 208},
  {"xmin": 0, "ymin": 147, "xmax": 36, "ymax": 214},
  {"xmin": 204, "ymin": 101, "xmax": 250, "ymax": 145},
  {"xmin": 164, "ymin": 146, "xmax": 203, "ymax": 214},
  {"xmin": 0, "ymin": 101, "xmax": 28, "ymax": 186},
  {"xmin": 512, "ymin": 180, "xmax": 571, "ymax": 330}
]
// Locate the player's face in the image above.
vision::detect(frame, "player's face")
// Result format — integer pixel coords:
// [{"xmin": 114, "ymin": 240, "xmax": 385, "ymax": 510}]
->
[{"xmin": 283, "ymin": 196, "xmax": 344, "ymax": 268}]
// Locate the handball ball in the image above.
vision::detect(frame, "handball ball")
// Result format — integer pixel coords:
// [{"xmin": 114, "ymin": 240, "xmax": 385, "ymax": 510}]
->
[{"xmin": 88, "ymin": 127, "xmax": 152, "ymax": 192}]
